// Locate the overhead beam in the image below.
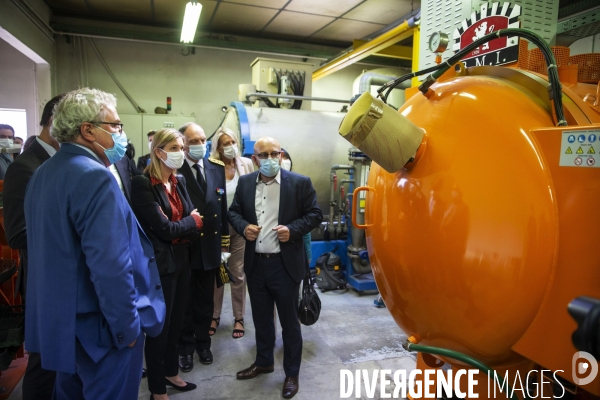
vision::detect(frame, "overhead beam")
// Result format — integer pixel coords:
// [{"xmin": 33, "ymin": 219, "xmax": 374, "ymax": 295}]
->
[
  {"xmin": 312, "ymin": 21, "xmax": 415, "ymax": 82},
  {"xmin": 352, "ymin": 39, "xmax": 412, "ymax": 60}
]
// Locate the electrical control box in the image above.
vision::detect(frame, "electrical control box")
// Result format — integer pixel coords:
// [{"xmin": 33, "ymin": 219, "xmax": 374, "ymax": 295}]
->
[{"xmin": 250, "ymin": 58, "xmax": 314, "ymax": 110}]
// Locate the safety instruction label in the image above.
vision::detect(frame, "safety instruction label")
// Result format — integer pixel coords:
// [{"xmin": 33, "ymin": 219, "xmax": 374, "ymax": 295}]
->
[{"xmin": 560, "ymin": 130, "xmax": 600, "ymax": 168}]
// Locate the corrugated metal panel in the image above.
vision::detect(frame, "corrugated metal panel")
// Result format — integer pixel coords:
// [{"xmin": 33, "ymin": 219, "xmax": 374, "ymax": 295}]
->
[
  {"xmin": 418, "ymin": 0, "xmax": 467, "ymax": 72},
  {"xmin": 419, "ymin": 0, "xmax": 559, "ymax": 74}
]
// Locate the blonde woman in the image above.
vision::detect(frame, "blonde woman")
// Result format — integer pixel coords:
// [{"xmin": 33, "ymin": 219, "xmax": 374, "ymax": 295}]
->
[
  {"xmin": 131, "ymin": 129, "xmax": 203, "ymax": 399},
  {"xmin": 210, "ymin": 127, "xmax": 254, "ymax": 338}
]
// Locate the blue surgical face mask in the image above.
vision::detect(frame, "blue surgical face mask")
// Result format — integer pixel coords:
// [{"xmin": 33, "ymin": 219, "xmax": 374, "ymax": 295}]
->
[
  {"xmin": 259, "ymin": 157, "xmax": 280, "ymax": 177},
  {"xmin": 188, "ymin": 143, "xmax": 207, "ymax": 160},
  {"xmin": 94, "ymin": 125, "xmax": 127, "ymax": 165}
]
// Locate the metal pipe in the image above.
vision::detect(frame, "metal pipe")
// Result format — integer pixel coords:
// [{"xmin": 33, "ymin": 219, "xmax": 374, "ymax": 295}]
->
[
  {"xmin": 336, "ymin": 207, "xmax": 342, "ymax": 236},
  {"xmin": 331, "ymin": 164, "xmax": 354, "ymax": 171},
  {"xmin": 339, "ymin": 179, "xmax": 354, "ymax": 203},
  {"xmin": 328, "ymin": 165, "xmax": 355, "ymax": 234},
  {"xmin": 358, "ymin": 72, "xmax": 411, "ymax": 94},
  {"xmin": 246, "ymin": 93, "xmax": 348, "ymax": 104},
  {"xmin": 339, "ymin": 179, "xmax": 355, "ymax": 232},
  {"xmin": 54, "ymin": 32, "xmax": 330, "ymax": 61},
  {"xmin": 328, "ymin": 173, "xmax": 336, "ymax": 229}
]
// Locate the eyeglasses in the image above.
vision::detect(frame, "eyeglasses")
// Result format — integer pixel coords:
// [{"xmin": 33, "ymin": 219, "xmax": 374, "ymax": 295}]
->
[
  {"xmin": 91, "ymin": 121, "xmax": 124, "ymax": 134},
  {"xmin": 256, "ymin": 151, "xmax": 281, "ymax": 160}
]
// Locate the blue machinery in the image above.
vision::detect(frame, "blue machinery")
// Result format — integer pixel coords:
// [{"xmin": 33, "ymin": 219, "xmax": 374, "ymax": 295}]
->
[{"xmin": 228, "ymin": 102, "xmax": 377, "ymax": 293}]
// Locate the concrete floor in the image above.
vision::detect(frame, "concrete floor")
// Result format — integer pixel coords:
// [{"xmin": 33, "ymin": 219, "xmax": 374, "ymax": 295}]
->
[{"xmin": 8, "ymin": 285, "xmax": 418, "ymax": 400}]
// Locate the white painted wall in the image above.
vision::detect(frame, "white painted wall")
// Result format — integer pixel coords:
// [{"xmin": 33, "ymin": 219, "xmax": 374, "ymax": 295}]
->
[
  {"xmin": 0, "ymin": 0, "xmax": 53, "ymax": 135},
  {"xmin": 0, "ymin": 38, "xmax": 38, "ymax": 138},
  {"xmin": 54, "ymin": 35, "xmax": 376, "ymax": 137},
  {"xmin": 0, "ymin": 0, "xmax": 54, "ymax": 66}
]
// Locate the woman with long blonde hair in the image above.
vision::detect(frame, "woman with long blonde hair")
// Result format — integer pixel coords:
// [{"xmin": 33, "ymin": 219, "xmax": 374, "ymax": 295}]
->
[
  {"xmin": 131, "ymin": 128, "xmax": 203, "ymax": 399},
  {"xmin": 209, "ymin": 127, "xmax": 254, "ymax": 338}
]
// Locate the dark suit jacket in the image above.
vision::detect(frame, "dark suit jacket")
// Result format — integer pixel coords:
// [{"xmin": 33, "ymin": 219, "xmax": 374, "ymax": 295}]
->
[
  {"xmin": 131, "ymin": 173, "xmax": 200, "ymax": 275},
  {"xmin": 228, "ymin": 169, "xmax": 323, "ymax": 283},
  {"xmin": 3, "ymin": 139, "xmax": 51, "ymax": 298},
  {"xmin": 137, "ymin": 154, "xmax": 150, "ymax": 172},
  {"xmin": 178, "ymin": 158, "xmax": 228, "ymax": 270},
  {"xmin": 114, "ymin": 156, "xmax": 140, "ymax": 203}
]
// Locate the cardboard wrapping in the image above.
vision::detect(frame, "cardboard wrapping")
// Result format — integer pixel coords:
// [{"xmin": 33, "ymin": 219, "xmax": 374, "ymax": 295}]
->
[{"xmin": 339, "ymin": 92, "xmax": 424, "ymax": 173}]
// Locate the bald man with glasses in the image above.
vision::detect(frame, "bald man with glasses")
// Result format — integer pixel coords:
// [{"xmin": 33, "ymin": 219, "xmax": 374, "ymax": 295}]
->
[{"xmin": 228, "ymin": 137, "xmax": 322, "ymax": 399}]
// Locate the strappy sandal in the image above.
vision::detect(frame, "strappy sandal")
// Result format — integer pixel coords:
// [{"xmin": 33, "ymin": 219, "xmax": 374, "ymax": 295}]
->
[
  {"xmin": 209, "ymin": 317, "xmax": 220, "ymax": 336},
  {"xmin": 232, "ymin": 318, "xmax": 245, "ymax": 339}
]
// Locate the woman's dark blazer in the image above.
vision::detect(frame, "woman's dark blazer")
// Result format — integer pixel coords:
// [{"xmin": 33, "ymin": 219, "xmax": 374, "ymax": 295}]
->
[{"xmin": 131, "ymin": 173, "xmax": 200, "ymax": 275}]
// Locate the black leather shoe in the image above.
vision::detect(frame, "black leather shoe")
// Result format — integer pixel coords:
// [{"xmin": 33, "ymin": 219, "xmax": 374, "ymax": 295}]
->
[
  {"xmin": 282, "ymin": 376, "xmax": 299, "ymax": 398},
  {"xmin": 198, "ymin": 349, "xmax": 213, "ymax": 365},
  {"xmin": 142, "ymin": 368, "xmax": 147, "ymax": 378},
  {"xmin": 165, "ymin": 378, "xmax": 197, "ymax": 392},
  {"xmin": 179, "ymin": 354, "xmax": 193, "ymax": 372},
  {"xmin": 236, "ymin": 364, "xmax": 275, "ymax": 380}
]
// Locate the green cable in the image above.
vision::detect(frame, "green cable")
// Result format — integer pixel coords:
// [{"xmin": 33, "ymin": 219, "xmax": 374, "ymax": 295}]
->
[
  {"xmin": 405, "ymin": 342, "xmax": 524, "ymax": 400},
  {"xmin": 418, "ymin": 28, "xmax": 566, "ymax": 126}
]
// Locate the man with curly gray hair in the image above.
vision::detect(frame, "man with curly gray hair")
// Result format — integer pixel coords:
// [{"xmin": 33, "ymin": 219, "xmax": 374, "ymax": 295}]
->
[{"xmin": 24, "ymin": 87, "xmax": 166, "ymax": 399}]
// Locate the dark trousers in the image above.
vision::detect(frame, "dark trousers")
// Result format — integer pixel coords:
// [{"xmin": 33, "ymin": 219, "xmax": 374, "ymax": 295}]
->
[
  {"xmin": 145, "ymin": 247, "xmax": 191, "ymax": 395},
  {"xmin": 248, "ymin": 255, "xmax": 302, "ymax": 377},
  {"xmin": 22, "ymin": 351, "xmax": 56, "ymax": 400},
  {"xmin": 179, "ymin": 267, "xmax": 217, "ymax": 355},
  {"xmin": 21, "ymin": 249, "xmax": 56, "ymax": 400},
  {"xmin": 52, "ymin": 332, "xmax": 144, "ymax": 400}
]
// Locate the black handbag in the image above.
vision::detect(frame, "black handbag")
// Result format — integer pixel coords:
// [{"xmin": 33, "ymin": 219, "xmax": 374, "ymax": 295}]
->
[{"xmin": 298, "ymin": 260, "xmax": 321, "ymax": 326}]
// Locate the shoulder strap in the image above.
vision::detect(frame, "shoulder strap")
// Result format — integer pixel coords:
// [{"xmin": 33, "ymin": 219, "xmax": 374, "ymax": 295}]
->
[{"xmin": 208, "ymin": 157, "xmax": 224, "ymax": 167}]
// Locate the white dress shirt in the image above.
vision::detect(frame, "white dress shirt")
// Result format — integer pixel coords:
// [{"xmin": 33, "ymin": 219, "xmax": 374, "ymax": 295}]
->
[
  {"xmin": 36, "ymin": 137, "xmax": 57, "ymax": 157},
  {"xmin": 109, "ymin": 164, "xmax": 125, "ymax": 195},
  {"xmin": 254, "ymin": 170, "xmax": 281, "ymax": 253},
  {"xmin": 186, "ymin": 157, "xmax": 205, "ymax": 180}
]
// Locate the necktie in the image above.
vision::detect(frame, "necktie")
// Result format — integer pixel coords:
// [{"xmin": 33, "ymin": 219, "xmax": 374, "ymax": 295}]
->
[{"xmin": 192, "ymin": 163, "xmax": 207, "ymax": 196}]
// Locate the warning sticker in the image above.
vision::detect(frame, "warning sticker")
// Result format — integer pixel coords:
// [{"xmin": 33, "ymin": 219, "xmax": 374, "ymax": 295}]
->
[{"xmin": 560, "ymin": 130, "xmax": 600, "ymax": 168}]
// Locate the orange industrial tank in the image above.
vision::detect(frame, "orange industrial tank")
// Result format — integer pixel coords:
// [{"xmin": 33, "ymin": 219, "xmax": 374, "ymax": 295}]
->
[
  {"xmin": 368, "ymin": 68, "xmax": 557, "ymax": 364},
  {"xmin": 370, "ymin": 74, "xmax": 556, "ymax": 363},
  {"xmin": 348, "ymin": 64, "xmax": 600, "ymax": 396}
]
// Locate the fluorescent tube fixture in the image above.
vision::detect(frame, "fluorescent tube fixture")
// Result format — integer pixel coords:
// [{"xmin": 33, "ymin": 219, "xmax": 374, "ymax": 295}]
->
[{"xmin": 180, "ymin": 2, "xmax": 202, "ymax": 43}]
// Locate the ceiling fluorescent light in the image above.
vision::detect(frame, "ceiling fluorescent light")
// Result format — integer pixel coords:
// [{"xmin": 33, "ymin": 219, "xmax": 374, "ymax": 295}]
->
[{"xmin": 180, "ymin": 2, "xmax": 202, "ymax": 43}]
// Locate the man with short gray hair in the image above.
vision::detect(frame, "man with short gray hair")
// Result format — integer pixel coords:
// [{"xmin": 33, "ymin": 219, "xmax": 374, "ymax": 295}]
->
[{"xmin": 24, "ymin": 87, "xmax": 166, "ymax": 399}]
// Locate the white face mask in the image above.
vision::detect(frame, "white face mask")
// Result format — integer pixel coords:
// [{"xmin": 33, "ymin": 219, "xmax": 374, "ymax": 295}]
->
[
  {"xmin": 222, "ymin": 145, "xmax": 238, "ymax": 160},
  {"xmin": 148, "ymin": 141, "xmax": 153, "ymax": 152},
  {"xmin": 159, "ymin": 148, "xmax": 185, "ymax": 170},
  {"xmin": 188, "ymin": 143, "xmax": 207, "ymax": 160},
  {"xmin": 0, "ymin": 138, "xmax": 14, "ymax": 148},
  {"xmin": 281, "ymin": 159, "xmax": 292, "ymax": 171}
]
